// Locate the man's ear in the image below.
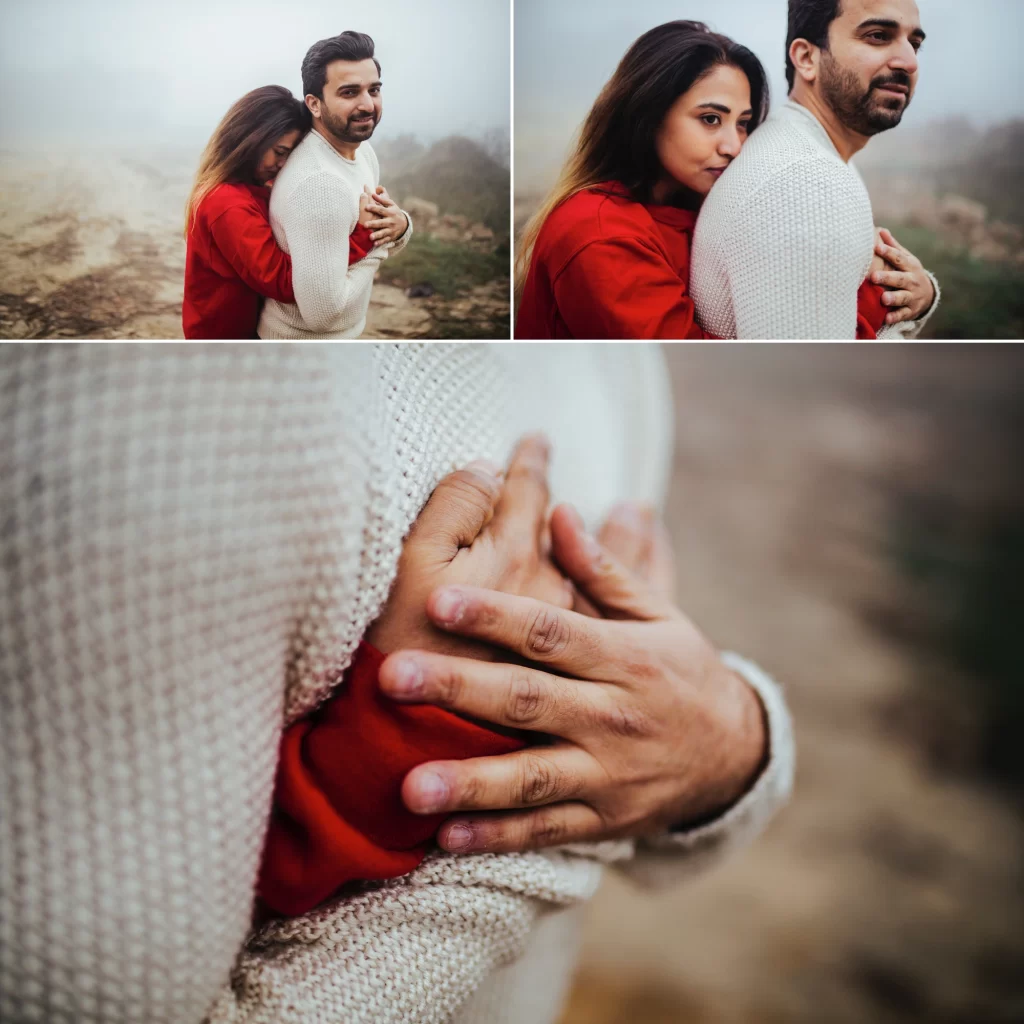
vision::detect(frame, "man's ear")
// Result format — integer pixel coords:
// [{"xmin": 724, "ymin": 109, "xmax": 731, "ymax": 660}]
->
[
  {"xmin": 304, "ymin": 94, "xmax": 320, "ymax": 119},
  {"xmin": 789, "ymin": 39, "xmax": 819, "ymax": 85}
]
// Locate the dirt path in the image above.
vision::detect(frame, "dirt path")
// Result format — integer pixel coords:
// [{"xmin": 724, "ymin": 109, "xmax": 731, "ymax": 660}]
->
[{"xmin": 560, "ymin": 346, "xmax": 1024, "ymax": 1024}]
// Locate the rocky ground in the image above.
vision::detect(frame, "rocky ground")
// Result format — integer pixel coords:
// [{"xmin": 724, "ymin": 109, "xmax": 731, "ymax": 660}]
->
[
  {"xmin": 559, "ymin": 345, "xmax": 1024, "ymax": 1024},
  {"xmin": 0, "ymin": 149, "xmax": 508, "ymax": 340}
]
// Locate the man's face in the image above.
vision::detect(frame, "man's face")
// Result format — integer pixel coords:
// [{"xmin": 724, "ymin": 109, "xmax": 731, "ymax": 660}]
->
[
  {"xmin": 309, "ymin": 58, "xmax": 382, "ymax": 144},
  {"xmin": 819, "ymin": 0, "xmax": 925, "ymax": 136}
]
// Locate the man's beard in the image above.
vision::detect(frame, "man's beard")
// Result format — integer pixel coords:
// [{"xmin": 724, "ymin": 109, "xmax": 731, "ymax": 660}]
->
[
  {"xmin": 819, "ymin": 51, "xmax": 912, "ymax": 136},
  {"xmin": 320, "ymin": 104, "xmax": 379, "ymax": 144}
]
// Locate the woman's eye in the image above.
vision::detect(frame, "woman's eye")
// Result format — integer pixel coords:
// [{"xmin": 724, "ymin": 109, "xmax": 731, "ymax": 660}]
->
[
  {"xmin": 701, "ymin": 115, "xmax": 721, "ymax": 127},
  {"xmin": 739, "ymin": 122, "xmax": 751, "ymax": 133}
]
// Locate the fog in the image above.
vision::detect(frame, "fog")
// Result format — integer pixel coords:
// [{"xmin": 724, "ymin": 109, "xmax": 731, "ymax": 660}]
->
[
  {"xmin": 515, "ymin": 0, "xmax": 1024, "ymax": 190},
  {"xmin": 0, "ymin": 0, "xmax": 510, "ymax": 148}
]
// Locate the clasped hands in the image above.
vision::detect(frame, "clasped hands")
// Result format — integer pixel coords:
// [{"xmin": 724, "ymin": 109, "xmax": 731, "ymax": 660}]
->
[
  {"xmin": 872, "ymin": 227, "xmax": 936, "ymax": 326},
  {"xmin": 358, "ymin": 184, "xmax": 409, "ymax": 246},
  {"xmin": 364, "ymin": 435, "xmax": 768, "ymax": 856}
]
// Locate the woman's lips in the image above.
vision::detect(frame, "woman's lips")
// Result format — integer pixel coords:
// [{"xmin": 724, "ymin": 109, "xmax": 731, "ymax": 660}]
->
[{"xmin": 706, "ymin": 167, "xmax": 727, "ymax": 179}]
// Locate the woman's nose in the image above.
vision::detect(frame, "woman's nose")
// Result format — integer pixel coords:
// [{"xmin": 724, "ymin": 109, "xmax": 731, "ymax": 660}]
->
[{"xmin": 719, "ymin": 129, "xmax": 742, "ymax": 158}]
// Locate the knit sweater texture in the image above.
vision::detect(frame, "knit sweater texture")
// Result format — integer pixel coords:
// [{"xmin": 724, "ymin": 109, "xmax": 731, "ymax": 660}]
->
[
  {"xmin": 257, "ymin": 131, "xmax": 411, "ymax": 339},
  {"xmin": 690, "ymin": 100, "xmax": 940, "ymax": 340},
  {"xmin": 0, "ymin": 343, "xmax": 794, "ymax": 1024}
]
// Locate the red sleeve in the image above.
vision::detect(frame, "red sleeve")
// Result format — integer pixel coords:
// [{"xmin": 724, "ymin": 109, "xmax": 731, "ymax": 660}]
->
[
  {"xmin": 257, "ymin": 642, "xmax": 526, "ymax": 917},
  {"xmin": 349, "ymin": 223, "xmax": 375, "ymax": 264},
  {"xmin": 856, "ymin": 278, "xmax": 888, "ymax": 339},
  {"xmin": 207, "ymin": 203, "xmax": 294, "ymax": 303},
  {"xmin": 554, "ymin": 237, "xmax": 715, "ymax": 339}
]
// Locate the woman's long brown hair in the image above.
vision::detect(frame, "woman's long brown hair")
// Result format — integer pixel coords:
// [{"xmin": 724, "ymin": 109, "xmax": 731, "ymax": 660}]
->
[
  {"xmin": 514, "ymin": 21, "xmax": 769, "ymax": 299},
  {"xmin": 184, "ymin": 85, "xmax": 311, "ymax": 237}
]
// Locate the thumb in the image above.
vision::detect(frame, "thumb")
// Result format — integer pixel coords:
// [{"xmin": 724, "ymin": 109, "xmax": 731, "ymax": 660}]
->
[
  {"xmin": 408, "ymin": 461, "xmax": 504, "ymax": 561},
  {"xmin": 550, "ymin": 504, "xmax": 669, "ymax": 621}
]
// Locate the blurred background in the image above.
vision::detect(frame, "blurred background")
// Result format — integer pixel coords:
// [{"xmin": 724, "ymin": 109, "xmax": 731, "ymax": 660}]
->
[
  {"xmin": 0, "ymin": 0, "xmax": 510, "ymax": 339},
  {"xmin": 558, "ymin": 344, "xmax": 1024, "ymax": 1023},
  {"xmin": 515, "ymin": 0, "xmax": 1024, "ymax": 339}
]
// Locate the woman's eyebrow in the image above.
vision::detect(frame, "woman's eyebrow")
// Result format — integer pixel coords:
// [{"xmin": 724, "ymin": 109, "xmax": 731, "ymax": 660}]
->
[{"xmin": 694, "ymin": 102, "xmax": 753, "ymax": 116}]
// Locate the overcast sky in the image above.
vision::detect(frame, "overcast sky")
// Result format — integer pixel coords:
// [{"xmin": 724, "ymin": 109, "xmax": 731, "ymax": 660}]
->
[
  {"xmin": 0, "ymin": 0, "xmax": 509, "ymax": 147},
  {"xmin": 516, "ymin": 0, "xmax": 1024, "ymax": 189}
]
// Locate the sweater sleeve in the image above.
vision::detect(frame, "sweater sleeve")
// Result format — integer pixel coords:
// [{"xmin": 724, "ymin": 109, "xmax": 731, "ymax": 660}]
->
[
  {"xmin": 279, "ymin": 173, "xmax": 388, "ymax": 333},
  {"xmin": 208, "ymin": 203, "xmax": 295, "ymax": 303},
  {"xmin": 727, "ymin": 157, "xmax": 869, "ymax": 340},
  {"xmin": 348, "ymin": 222, "xmax": 375, "ymax": 264},
  {"xmin": 555, "ymin": 237, "xmax": 713, "ymax": 339}
]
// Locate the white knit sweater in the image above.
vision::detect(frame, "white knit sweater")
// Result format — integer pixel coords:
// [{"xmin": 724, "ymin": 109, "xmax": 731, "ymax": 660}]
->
[
  {"xmin": 257, "ymin": 131, "xmax": 412, "ymax": 340},
  {"xmin": 690, "ymin": 100, "xmax": 940, "ymax": 340},
  {"xmin": 0, "ymin": 343, "xmax": 794, "ymax": 1024}
]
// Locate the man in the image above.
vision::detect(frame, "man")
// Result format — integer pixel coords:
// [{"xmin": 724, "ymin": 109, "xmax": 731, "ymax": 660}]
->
[
  {"xmin": 691, "ymin": 0, "xmax": 941, "ymax": 339},
  {"xmin": 259, "ymin": 31, "xmax": 413, "ymax": 339}
]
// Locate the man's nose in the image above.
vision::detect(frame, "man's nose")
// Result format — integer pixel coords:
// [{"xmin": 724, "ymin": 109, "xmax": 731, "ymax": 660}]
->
[
  {"xmin": 889, "ymin": 40, "xmax": 919, "ymax": 77},
  {"xmin": 356, "ymin": 93, "xmax": 375, "ymax": 111}
]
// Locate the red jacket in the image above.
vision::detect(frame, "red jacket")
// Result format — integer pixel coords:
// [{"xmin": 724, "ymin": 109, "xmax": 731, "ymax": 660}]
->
[
  {"xmin": 515, "ymin": 182, "xmax": 889, "ymax": 340},
  {"xmin": 183, "ymin": 181, "xmax": 375, "ymax": 339},
  {"xmin": 258, "ymin": 642, "xmax": 526, "ymax": 917}
]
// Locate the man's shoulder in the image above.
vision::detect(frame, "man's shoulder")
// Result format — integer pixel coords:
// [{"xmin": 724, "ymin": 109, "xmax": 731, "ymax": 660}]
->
[{"xmin": 699, "ymin": 117, "xmax": 865, "ymax": 234}]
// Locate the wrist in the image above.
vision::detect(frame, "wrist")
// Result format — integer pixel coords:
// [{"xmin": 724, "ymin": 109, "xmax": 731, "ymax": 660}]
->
[{"xmin": 670, "ymin": 663, "xmax": 768, "ymax": 829}]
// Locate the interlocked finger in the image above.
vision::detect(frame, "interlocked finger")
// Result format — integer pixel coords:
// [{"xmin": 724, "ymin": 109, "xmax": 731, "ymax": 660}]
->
[
  {"xmin": 401, "ymin": 744, "xmax": 595, "ymax": 816},
  {"xmin": 379, "ymin": 650, "xmax": 602, "ymax": 736},
  {"xmin": 437, "ymin": 802, "xmax": 608, "ymax": 854}
]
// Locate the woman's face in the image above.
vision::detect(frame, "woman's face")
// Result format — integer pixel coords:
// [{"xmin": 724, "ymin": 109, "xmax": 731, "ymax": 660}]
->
[
  {"xmin": 654, "ymin": 63, "xmax": 753, "ymax": 199},
  {"xmin": 256, "ymin": 129, "xmax": 303, "ymax": 187}
]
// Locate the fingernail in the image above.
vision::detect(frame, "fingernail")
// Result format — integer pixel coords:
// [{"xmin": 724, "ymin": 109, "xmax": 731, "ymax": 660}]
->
[
  {"xmin": 412, "ymin": 771, "xmax": 449, "ymax": 814},
  {"xmin": 872, "ymin": 272, "xmax": 883, "ymax": 284},
  {"xmin": 465, "ymin": 458, "xmax": 502, "ymax": 479},
  {"xmin": 387, "ymin": 657, "xmax": 423, "ymax": 698},
  {"xmin": 442, "ymin": 824, "xmax": 473, "ymax": 851},
  {"xmin": 610, "ymin": 501, "xmax": 647, "ymax": 530},
  {"xmin": 526, "ymin": 432, "xmax": 551, "ymax": 459},
  {"xmin": 581, "ymin": 531, "xmax": 603, "ymax": 566},
  {"xmin": 432, "ymin": 588, "xmax": 465, "ymax": 625}
]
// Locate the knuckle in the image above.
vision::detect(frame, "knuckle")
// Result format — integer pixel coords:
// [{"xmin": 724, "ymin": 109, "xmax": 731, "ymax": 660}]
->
[
  {"xmin": 600, "ymin": 699, "xmax": 653, "ymax": 740},
  {"xmin": 436, "ymin": 664, "xmax": 464, "ymax": 708},
  {"xmin": 446, "ymin": 469, "xmax": 499, "ymax": 511},
  {"xmin": 518, "ymin": 753, "xmax": 564, "ymax": 805},
  {"xmin": 506, "ymin": 671, "xmax": 547, "ymax": 726},
  {"xmin": 524, "ymin": 607, "xmax": 572, "ymax": 659},
  {"xmin": 531, "ymin": 811, "xmax": 569, "ymax": 848}
]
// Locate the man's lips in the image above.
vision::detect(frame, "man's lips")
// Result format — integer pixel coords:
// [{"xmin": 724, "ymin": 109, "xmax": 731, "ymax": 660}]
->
[{"xmin": 876, "ymin": 83, "xmax": 909, "ymax": 95}]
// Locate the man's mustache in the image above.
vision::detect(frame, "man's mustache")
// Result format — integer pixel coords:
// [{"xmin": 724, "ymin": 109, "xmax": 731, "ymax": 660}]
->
[{"xmin": 871, "ymin": 71, "xmax": 912, "ymax": 92}]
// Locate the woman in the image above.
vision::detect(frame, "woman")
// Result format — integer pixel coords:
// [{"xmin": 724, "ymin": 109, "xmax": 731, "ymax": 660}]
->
[
  {"xmin": 182, "ymin": 85, "xmax": 373, "ymax": 339},
  {"xmin": 515, "ymin": 21, "xmax": 890, "ymax": 340}
]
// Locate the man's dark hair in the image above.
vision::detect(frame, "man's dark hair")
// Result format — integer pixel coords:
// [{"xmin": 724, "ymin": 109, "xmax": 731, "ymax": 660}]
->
[
  {"xmin": 786, "ymin": 0, "xmax": 843, "ymax": 91},
  {"xmin": 301, "ymin": 31, "xmax": 381, "ymax": 100}
]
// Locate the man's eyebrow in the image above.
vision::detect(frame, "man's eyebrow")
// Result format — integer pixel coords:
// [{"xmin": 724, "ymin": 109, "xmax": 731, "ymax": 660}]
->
[
  {"xmin": 337, "ymin": 80, "xmax": 383, "ymax": 90},
  {"xmin": 694, "ymin": 102, "xmax": 754, "ymax": 116},
  {"xmin": 858, "ymin": 18, "xmax": 926, "ymax": 41}
]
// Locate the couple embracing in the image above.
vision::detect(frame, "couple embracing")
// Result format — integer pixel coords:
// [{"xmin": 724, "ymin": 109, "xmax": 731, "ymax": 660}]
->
[
  {"xmin": 182, "ymin": 31, "xmax": 411, "ymax": 339},
  {"xmin": 517, "ymin": 0, "xmax": 941, "ymax": 340}
]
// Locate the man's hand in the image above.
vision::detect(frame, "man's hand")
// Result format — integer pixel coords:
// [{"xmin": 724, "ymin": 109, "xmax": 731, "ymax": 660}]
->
[
  {"xmin": 362, "ymin": 184, "xmax": 409, "ymax": 246},
  {"xmin": 378, "ymin": 504, "xmax": 769, "ymax": 854},
  {"xmin": 357, "ymin": 189, "xmax": 377, "ymax": 230},
  {"xmin": 871, "ymin": 227, "xmax": 937, "ymax": 325},
  {"xmin": 364, "ymin": 435, "xmax": 571, "ymax": 662}
]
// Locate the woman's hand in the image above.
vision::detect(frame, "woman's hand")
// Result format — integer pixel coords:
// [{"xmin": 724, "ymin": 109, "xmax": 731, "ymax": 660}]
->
[
  {"xmin": 871, "ymin": 227, "xmax": 936, "ymax": 325},
  {"xmin": 363, "ymin": 185, "xmax": 410, "ymax": 246},
  {"xmin": 378, "ymin": 504, "xmax": 769, "ymax": 854},
  {"xmin": 364, "ymin": 435, "xmax": 572, "ymax": 663}
]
